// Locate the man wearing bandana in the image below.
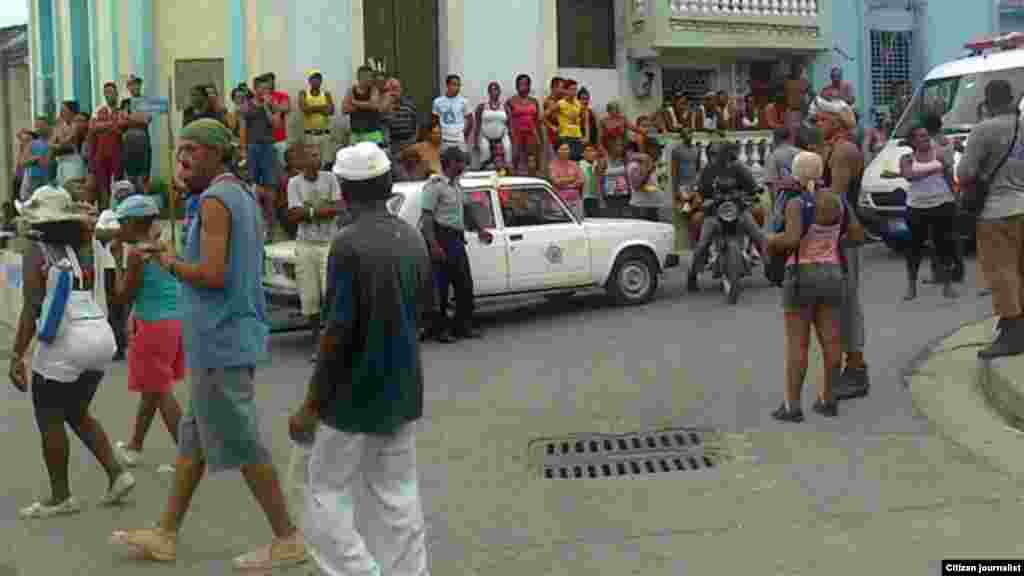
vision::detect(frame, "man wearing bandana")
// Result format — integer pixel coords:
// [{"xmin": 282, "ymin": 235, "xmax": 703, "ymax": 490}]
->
[
  {"xmin": 813, "ymin": 98, "xmax": 871, "ymax": 400},
  {"xmin": 111, "ymin": 119, "xmax": 308, "ymax": 571}
]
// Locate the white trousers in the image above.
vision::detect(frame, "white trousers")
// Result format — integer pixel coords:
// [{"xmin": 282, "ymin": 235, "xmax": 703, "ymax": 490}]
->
[
  {"xmin": 305, "ymin": 423, "xmax": 429, "ymax": 576},
  {"xmin": 295, "ymin": 241, "xmax": 330, "ymax": 317}
]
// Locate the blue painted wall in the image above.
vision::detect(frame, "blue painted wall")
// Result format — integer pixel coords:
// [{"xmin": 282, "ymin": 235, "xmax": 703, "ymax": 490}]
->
[
  {"xmin": 87, "ymin": 0, "xmax": 99, "ymax": 111},
  {"xmin": 69, "ymin": 0, "xmax": 92, "ymax": 111},
  {"xmin": 50, "ymin": 0, "xmax": 62, "ymax": 113},
  {"xmin": 815, "ymin": 0, "xmax": 863, "ymax": 113},
  {"xmin": 134, "ymin": 0, "xmax": 160, "ymax": 180},
  {"xmin": 815, "ymin": 0, "xmax": 997, "ymax": 123},
  {"xmin": 36, "ymin": 0, "xmax": 56, "ymax": 116},
  {"xmin": 925, "ymin": 0, "xmax": 997, "ymax": 69}
]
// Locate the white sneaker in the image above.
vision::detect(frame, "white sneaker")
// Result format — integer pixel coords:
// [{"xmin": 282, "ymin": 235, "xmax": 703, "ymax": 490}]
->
[
  {"xmin": 115, "ymin": 441, "xmax": 142, "ymax": 467},
  {"xmin": 19, "ymin": 497, "xmax": 81, "ymax": 519},
  {"xmin": 101, "ymin": 472, "xmax": 136, "ymax": 506}
]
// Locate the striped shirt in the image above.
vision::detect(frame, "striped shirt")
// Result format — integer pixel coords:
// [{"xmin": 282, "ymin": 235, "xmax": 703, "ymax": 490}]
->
[{"xmin": 385, "ymin": 97, "xmax": 419, "ymax": 150}]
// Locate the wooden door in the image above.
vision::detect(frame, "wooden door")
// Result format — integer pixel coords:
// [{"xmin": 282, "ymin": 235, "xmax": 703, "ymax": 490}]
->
[{"xmin": 363, "ymin": 0, "xmax": 438, "ymax": 130}]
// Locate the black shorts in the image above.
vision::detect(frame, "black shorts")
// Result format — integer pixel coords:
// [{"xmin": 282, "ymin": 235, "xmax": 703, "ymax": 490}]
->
[
  {"xmin": 122, "ymin": 131, "xmax": 152, "ymax": 178},
  {"xmin": 31, "ymin": 370, "xmax": 103, "ymax": 429}
]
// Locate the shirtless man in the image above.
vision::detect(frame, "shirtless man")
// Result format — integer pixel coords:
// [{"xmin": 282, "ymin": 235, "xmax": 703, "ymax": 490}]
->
[{"xmin": 814, "ymin": 99, "xmax": 870, "ymax": 400}]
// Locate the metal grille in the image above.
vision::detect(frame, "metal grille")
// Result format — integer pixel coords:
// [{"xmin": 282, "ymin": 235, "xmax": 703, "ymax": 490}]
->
[
  {"xmin": 870, "ymin": 30, "xmax": 914, "ymax": 125},
  {"xmin": 663, "ymin": 68, "xmax": 714, "ymax": 100},
  {"xmin": 530, "ymin": 428, "xmax": 731, "ymax": 480}
]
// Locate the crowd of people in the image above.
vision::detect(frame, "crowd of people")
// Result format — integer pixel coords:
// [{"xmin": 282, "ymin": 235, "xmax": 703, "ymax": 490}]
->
[
  {"xmin": 10, "ymin": 52, "xmax": 1024, "ymax": 574},
  {"xmin": 12, "ymin": 60, "xmax": 888, "ymax": 244}
]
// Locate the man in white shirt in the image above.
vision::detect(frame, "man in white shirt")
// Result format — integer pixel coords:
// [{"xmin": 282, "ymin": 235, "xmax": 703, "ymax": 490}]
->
[
  {"xmin": 287, "ymin": 145, "xmax": 344, "ymax": 359},
  {"xmin": 432, "ymin": 74, "xmax": 473, "ymax": 152}
]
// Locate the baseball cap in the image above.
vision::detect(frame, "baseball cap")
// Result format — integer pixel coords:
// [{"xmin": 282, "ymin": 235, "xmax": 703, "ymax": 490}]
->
[
  {"xmin": 333, "ymin": 142, "xmax": 392, "ymax": 181},
  {"xmin": 115, "ymin": 194, "xmax": 160, "ymax": 220},
  {"xmin": 127, "ymin": 74, "xmax": 142, "ymax": 84},
  {"xmin": 308, "ymin": 69, "xmax": 323, "ymax": 79}
]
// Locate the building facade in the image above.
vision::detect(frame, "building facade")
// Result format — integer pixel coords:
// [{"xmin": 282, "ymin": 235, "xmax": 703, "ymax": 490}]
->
[
  {"xmin": 826, "ymin": 0, "xmax": 1001, "ymax": 127},
  {"xmin": 23, "ymin": 0, "xmax": 1012, "ymax": 184},
  {"xmin": 1, "ymin": 25, "xmax": 30, "ymax": 205}
]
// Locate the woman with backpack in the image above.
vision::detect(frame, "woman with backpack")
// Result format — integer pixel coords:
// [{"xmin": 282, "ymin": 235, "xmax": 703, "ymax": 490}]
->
[
  {"xmin": 766, "ymin": 151, "xmax": 862, "ymax": 422},
  {"xmin": 8, "ymin": 186, "xmax": 134, "ymax": 518}
]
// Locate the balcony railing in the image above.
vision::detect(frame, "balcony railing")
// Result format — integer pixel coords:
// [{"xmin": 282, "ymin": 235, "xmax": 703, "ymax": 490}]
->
[
  {"xmin": 655, "ymin": 130, "xmax": 778, "ymax": 185},
  {"xmin": 670, "ymin": 0, "xmax": 819, "ymax": 17}
]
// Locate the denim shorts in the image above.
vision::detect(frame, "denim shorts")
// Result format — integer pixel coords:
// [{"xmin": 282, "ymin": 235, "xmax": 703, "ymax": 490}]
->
[
  {"xmin": 247, "ymin": 143, "xmax": 276, "ymax": 187},
  {"xmin": 178, "ymin": 365, "xmax": 272, "ymax": 473},
  {"xmin": 782, "ymin": 263, "xmax": 844, "ymax": 311}
]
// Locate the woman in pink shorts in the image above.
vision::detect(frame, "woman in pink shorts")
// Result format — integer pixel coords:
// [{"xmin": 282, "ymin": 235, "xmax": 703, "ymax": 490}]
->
[{"xmin": 108, "ymin": 195, "xmax": 184, "ymax": 467}]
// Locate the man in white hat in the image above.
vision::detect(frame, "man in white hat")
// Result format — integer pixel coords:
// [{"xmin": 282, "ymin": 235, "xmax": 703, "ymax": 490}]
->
[{"xmin": 290, "ymin": 142, "xmax": 434, "ymax": 575}]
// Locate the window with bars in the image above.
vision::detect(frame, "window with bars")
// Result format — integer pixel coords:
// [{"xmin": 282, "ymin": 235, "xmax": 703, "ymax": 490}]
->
[
  {"xmin": 662, "ymin": 68, "xmax": 714, "ymax": 100},
  {"xmin": 869, "ymin": 30, "xmax": 914, "ymax": 124},
  {"xmin": 557, "ymin": 0, "xmax": 615, "ymax": 68}
]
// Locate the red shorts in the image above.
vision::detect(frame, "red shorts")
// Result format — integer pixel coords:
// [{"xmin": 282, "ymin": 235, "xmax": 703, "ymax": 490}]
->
[
  {"xmin": 512, "ymin": 129, "xmax": 538, "ymax": 147},
  {"xmin": 128, "ymin": 318, "xmax": 185, "ymax": 395}
]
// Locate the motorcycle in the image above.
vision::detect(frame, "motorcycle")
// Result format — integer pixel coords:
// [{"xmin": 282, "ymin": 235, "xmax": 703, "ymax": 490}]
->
[{"xmin": 702, "ymin": 189, "xmax": 761, "ymax": 305}]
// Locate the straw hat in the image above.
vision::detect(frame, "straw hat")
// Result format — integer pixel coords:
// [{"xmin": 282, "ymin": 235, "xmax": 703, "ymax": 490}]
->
[{"xmin": 15, "ymin": 186, "xmax": 95, "ymax": 225}]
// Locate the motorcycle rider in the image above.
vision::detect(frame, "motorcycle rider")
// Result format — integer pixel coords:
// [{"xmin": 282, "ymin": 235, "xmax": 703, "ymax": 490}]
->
[{"xmin": 687, "ymin": 140, "xmax": 767, "ymax": 292}]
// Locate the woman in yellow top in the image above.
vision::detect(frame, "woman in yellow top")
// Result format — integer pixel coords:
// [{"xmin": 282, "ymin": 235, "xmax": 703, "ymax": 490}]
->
[
  {"xmin": 298, "ymin": 70, "xmax": 336, "ymax": 169},
  {"xmin": 547, "ymin": 78, "xmax": 588, "ymax": 161}
]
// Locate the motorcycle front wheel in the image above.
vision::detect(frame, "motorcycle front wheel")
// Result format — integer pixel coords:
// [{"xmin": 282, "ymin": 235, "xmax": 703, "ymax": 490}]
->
[{"xmin": 723, "ymin": 242, "xmax": 744, "ymax": 305}]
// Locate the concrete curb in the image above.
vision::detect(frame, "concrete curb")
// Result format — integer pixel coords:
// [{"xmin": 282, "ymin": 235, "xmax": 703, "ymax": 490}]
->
[
  {"xmin": 978, "ymin": 354, "xmax": 1024, "ymax": 434},
  {"xmin": 900, "ymin": 314, "xmax": 992, "ymax": 390},
  {"xmin": 906, "ymin": 316, "xmax": 1024, "ymax": 481}
]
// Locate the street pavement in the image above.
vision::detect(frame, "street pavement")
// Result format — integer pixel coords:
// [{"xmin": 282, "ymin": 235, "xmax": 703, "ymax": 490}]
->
[{"xmin": 1, "ymin": 243, "xmax": 1019, "ymax": 575}]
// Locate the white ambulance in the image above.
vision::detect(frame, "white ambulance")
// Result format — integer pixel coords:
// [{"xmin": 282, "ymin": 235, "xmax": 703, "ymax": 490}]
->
[{"xmin": 859, "ymin": 32, "xmax": 1024, "ymax": 251}]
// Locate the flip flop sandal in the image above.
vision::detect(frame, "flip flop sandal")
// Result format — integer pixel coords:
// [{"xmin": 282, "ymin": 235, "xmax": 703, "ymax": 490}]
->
[
  {"xmin": 232, "ymin": 536, "xmax": 309, "ymax": 571},
  {"xmin": 110, "ymin": 526, "xmax": 177, "ymax": 563}
]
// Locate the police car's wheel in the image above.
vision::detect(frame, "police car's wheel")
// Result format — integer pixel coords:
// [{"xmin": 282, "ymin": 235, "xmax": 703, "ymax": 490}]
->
[{"xmin": 608, "ymin": 249, "xmax": 659, "ymax": 305}]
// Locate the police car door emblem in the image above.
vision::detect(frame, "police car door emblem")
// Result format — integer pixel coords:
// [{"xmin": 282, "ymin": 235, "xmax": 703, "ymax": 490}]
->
[{"xmin": 545, "ymin": 244, "xmax": 563, "ymax": 264}]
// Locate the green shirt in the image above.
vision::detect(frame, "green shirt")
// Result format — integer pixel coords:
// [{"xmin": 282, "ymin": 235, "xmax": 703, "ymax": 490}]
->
[
  {"xmin": 579, "ymin": 160, "xmax": 599, "ymax": 199},
  {"xmin": 421, "ymin": 174, "xmax": 465, "ymax": 230},
  {"xmin": 319, "ymin": 211, "xmax": 435, "ymax": 435}
]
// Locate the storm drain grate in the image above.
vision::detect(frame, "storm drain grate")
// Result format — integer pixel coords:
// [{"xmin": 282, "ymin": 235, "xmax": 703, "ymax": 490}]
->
[{"xmin": 529, "ymin": 428, "xmax": 731, "ymax": 480}]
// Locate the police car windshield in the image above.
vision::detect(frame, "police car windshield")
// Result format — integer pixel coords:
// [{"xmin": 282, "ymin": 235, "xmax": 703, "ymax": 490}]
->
[{"xmin": 892, "ymin": 67, "xmax": 1024, "ymax": 139}]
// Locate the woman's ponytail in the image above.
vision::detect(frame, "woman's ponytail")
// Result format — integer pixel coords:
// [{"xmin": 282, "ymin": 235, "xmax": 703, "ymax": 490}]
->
[{"xmin": 792, "ymin": 151, "xmax": 824, "ymax": 195}]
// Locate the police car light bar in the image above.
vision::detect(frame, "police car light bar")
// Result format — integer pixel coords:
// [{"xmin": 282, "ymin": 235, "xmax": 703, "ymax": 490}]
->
[{"xmin": 965, "ymin": 32, "xmax": 1024, "ymax": 54}]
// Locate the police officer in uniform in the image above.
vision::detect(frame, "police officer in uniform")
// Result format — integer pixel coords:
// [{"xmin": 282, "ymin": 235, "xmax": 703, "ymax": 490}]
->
[{"xmin": 420, "ymin": 147, "xmax": 494, "ymax": 342}]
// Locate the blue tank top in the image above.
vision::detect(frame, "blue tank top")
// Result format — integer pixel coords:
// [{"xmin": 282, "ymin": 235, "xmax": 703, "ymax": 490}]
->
[
  {"xmin": 182, "ymin": 174, "xmax": 268, "ymax": 369},
  {"xmin": 134, "ymin": 261, "xmax": 181, "ymax": 321}
]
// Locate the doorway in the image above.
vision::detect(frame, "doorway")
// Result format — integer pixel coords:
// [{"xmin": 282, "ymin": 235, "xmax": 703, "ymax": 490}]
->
[{"xmin": 363, "ymin": 0, "xmax": 439, "ymax": 128}]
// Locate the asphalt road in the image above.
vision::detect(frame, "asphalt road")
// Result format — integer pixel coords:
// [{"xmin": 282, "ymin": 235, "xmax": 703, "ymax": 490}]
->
[{"xmin": 0, "ymin": 243, "xmax": 1001, "ymax": 574}]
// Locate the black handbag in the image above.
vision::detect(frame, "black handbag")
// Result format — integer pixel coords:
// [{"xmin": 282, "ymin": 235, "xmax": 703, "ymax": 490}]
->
[{"xmin": 962, "ymin": 117, "xmax": 1019, "ymax": 217}]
